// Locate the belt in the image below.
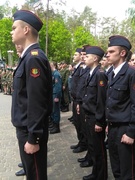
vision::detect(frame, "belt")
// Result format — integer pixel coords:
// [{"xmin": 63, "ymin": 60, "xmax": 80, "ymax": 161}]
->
[{"xmin": 108, "ymin": 122, "xmax": 129, "ymax": 127}]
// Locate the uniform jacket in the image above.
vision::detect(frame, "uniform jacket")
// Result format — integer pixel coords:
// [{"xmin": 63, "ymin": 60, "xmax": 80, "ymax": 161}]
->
[
  {"xmin": 52, "ymin": 70, "xmax": 62, "ymax": 99},
  {"xmin": 76, "ymin": 66, "xmax": 90, "ymax": 103},
  {"xmin": 11, "ymin": 43, "xmax": 53, "ymax": 144},
  {"xmin": 106, "ymin": 66, "xmax": 113, "ymax": 76},
  {"xmin": 60, "ymin": 67, "xmax": 69, "ymax": 87},
  {"xmin": 82, "ymin": 65, "xmax": 108, "ymax": 127},
  {"xmin": 106, "ymin": 62, "xmax": 135, "ymax": 138},
  {"xmin": 71, "ymin": 62, "xmax": 84, "ymax": 100}
]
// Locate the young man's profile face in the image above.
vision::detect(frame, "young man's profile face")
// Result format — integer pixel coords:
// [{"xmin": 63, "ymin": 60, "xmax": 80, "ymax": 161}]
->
[
  {"xmin": 84, "ymin": 54, "xmax": 95, "ymax": 67},
  {"xmin": 11, "ymin": 20, "xmax": 25, "ymax": 45},
  {"xmin": 106, "ymin": 46, "xmax": 122, "ymax": 67}
]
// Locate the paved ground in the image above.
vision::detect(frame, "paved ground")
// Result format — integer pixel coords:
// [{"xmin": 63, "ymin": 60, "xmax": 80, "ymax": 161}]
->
[{"xmin": 0, "ymin": 92, "xmax": 114, "ymax": 180}]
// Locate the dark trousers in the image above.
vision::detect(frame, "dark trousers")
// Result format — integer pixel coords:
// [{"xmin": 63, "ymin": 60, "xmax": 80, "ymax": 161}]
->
[
  {"xmin": 61, "ymin": 87, "xmax": 69, "ymax": 109},
  {"xmin": 51, "ymin": 96, "xmax": 61, "ymax": 124},
  {"xmin": 16, "ymin": 128, "xmax": 48, "ymax": 180},
  {"xmin": 108, "ymin": 124, "xmax": 135, "ymax": 180},
  {"xmin": 85, "ymin": 114, "xmax": 108, "ymax": 180},
  {"xmin": 73, "ymin": 101, "xmax": 87, "ymax": 149}
]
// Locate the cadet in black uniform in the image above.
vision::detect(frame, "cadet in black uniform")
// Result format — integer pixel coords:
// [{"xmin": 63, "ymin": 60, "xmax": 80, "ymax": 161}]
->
[
  {"xmin": 11, "ymin": 10, "xmax": 52, "ymax": 180},
  {"xmin": 70, "ymin": 47, "xmax": 88, "ymax": 153},
  {"xmin": 81, "ymin": 46, "xmax": 108, "ymax": 180},
  {"xmin": 106, "ymin": 35, "xmax": 135, "ymax": 180},
  {"xmin": 76, "ymin": 45, "xmax": 93, "ymax": 167},
  {"xmin": 100, "ymin": 55, "xmax": 113, "ymax": 149}
]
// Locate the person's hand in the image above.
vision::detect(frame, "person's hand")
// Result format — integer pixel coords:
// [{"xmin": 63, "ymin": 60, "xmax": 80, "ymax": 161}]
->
[
  {"xmin": 95, "ymin": 125, "xmax": 103, "ymax": 132},
  {"xmin": 54, "ymin": 98, "xmax": 59, "ymax": 102},
  {"xmin": 105, "ymin": 125, "xmax": 108, "ymax": 134},
  {"xmin": 24, "ymin": 142, "xmax": 40, "ymax": 154},
  {"xmin": 76, "ymin": 104, "xmax": 80, "ymax": 114},
  {"xmin": 121, "ymin": 134, "xmax": 134, "ymax": 145}
]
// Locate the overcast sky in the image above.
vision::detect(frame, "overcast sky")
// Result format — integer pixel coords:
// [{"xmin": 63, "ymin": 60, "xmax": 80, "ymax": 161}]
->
[
  {"xmin": 0, "ymin": 0, "xmax": 133, "ymax": 21},
  {"xmin": 65, "ymin": 0, "xmax": 132, "ymax": 21}
]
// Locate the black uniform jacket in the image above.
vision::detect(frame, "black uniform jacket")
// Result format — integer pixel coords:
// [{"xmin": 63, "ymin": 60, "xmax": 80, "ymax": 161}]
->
[
  {"xmin": 82, "ymin": 65, "xmax": 108, "ymax": 127},
  {"xmin": 106, "ymin": 66, "xmax": 113, "ymax": 76},
  {"xmin": 106, "ymin": 62, "xmax": 135, "ymax": 138},
  {"xmin": 76, "ymin": 66, "xmax": 90, "ymax": 103},
  {"xmin": 11, "ymin": 43, "xmax": 53, "ymax": 144},
  {"xmin": 71, "ymin": 62, "xmax": 84, "ymax": 100}
]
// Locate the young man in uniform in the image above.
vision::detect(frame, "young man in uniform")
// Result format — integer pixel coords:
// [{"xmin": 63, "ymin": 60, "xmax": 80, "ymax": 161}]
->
[
  {"xmin": 106, "ymin": 35, "xmax": 135, "ymax": 180},
  {"xmin": 11, "ymin": 10, "xmax": 52, "ymax": 179},
  {"xmin": 81, "ymin": 46, "xmax": 108, "ymax": 180},
  {"xmin": 75, "ymin": 45, "xmax": 93, "ymax": 167},
  {"xmin": 14, "ymin": 44, "xmax": 25, "ymax": 176},
  {"xmin": 70, "ymin": 47, "xmax": 88, "ymax": 153}
]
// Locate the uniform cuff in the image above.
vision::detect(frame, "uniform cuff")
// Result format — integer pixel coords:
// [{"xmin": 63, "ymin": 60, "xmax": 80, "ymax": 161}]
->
[
  {"xmin": 96, "ymin": 121, "xmax": 106, "ymax": 128},
  {"xmin": 126, "ymin": 124, "xmax": 135, "ymax": 139},
  {"xmin": 28, "ymin": 133, "xmax": 40, "ymax": 144}
]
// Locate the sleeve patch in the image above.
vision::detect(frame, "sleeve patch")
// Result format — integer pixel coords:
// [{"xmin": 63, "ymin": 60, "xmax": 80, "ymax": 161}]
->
[
  {"xmin": 99, "ymin": 81, "xmax": 104, "ymax": 86},
  {"xmin": 30, "ymin": 68, "xmax": 40, "ymax": 78}
]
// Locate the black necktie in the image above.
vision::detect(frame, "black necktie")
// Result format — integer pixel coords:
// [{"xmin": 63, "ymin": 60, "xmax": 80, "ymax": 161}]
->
[
  {"xmin": 111, "ymin": 71, "xmax": 115, "ymax": 80},
  {"xmin": 87, "ymin": 73, "xmax": 90, "ymax": 84}
]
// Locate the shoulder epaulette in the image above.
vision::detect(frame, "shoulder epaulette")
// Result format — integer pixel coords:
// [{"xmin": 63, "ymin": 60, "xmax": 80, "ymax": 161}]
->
[{"xmin": 31, "ymin": 50, "xmax": 39, "ymax": 56}]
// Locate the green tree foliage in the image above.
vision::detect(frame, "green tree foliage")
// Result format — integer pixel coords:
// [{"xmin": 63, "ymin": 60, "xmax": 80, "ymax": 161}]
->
[
  {"xmin": 127, "ymin": 0, "xmax": 135, "ymax": 24},
  {"xmin": 0, "ymin": 18, "xmax": 15, "ymax": 62},
  {"xmin": 0, "ymin": 0, "xmax": 135, "ymax": 64},
  {"xmin": 47, "ymin": 19, "xmax": 72, "ymax": 62},
  {"xmin": 0, "ymin": 6, "xmax": 4, "ymax": 19},
  {"xmin": 73, "ymin": 26, "xmax": 97, "ymax": 49}
]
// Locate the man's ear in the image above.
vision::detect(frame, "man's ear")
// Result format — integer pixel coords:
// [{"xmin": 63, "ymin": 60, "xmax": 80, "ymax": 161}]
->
[
  {"xmin": 120, "ymin": 50, "xmax": 126, "ymax": 57},
  {"xmin": 24, "ymin": 26, "xmax": 30, "ymax": 35}
]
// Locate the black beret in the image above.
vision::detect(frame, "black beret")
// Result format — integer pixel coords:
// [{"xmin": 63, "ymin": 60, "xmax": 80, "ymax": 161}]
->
[
  {"xmin": 13, "ymin": 10, "xmax": 43, "ymax": 32},
  {"xmin": 86, "ymin": 46, "xmax": 105, "ymax": 58},
  {"xmin": 75, "ymin": 48, "xmax": 82, "ymax": 53},
  {"xmin": 108, "ymin": 35, "xmax": 132, "ymax": 50},
  {"xmin": 82, "ymin": 44, "xmax": 91, "ymax": 52}
]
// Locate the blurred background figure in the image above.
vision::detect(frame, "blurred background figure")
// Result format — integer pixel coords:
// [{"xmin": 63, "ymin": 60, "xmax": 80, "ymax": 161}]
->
[
  {"xmin": 67, "ymin": 63, "xmax": 75, "ymax": 122},
  {"xmin": 14, "ymin": 44, "xmax": 26, "ymax": 177},
  {"xmin": 49, "ymin": 61, "xmax": 62, "ymax": 134},
  {"xmin": 128, "ymin": 51, "xmax": 135, "ymax": 66},
  {"xmin": 15, "ymin": 44, "xmax": 24, "ymax": 58},
  {"xmin": 59, "ymin": 61, "xmax": 70, "ymax": 112},
  {"xmin": 100, "ymin": 55, "xmax": 113, "ymax": 75}
]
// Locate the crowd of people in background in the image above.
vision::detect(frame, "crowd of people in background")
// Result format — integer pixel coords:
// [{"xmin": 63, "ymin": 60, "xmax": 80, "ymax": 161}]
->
[{"xmin": 0, "ymin": 67, "xmax": 14, "ymax": 95}]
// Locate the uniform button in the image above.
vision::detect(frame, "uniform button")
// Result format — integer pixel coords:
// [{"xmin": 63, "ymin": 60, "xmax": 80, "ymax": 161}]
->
[
  {"xmin": 106, "ymin": 107, "xmax": 109, "ymax": 110},
  {"xmin": 37, "ymin": 137, "xmax": 39, "ymax": 140},
  {"xmin": 106, "ymin": 119, "xmax": 108, "ymax": 121},
  {"xmin": 110, "ymin": 86, "xmax": 112, "ymax": 89},
  {"xmin": 36, "ymin": 141, "xmax": 39, "ymax": 143},
  {"xmin": 109, "ymin": 97, "xmax": 110, "ymax": 99},
  {"xmin": 85, "ymin": 94, "xmax": 87, "ymax": 96}
]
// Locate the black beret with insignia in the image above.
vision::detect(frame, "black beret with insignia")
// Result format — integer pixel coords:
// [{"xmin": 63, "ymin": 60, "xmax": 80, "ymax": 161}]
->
[
  {"xmin": 108, "ymin": 35, "xmax": 132, "ymax": 50},
  {"xmin": 82, "ymin": 44, "xmax": 91, "ymax": 52},
  {"xmin": 75, "ymin": 48, "xmax": 82, "ymax": 53},
  {"xmin": 86, "ymin": 46, "xmax": 105, "ymax": 58},
  {"xmin": 13, "ymin": 10, "xmax": 43, "ymax": 32}
]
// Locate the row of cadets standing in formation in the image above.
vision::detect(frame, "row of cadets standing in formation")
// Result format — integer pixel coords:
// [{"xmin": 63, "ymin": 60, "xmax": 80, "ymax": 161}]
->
[{"xmin": 69, "ymin": 35, "xmax": 135, "ymax": 180}]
